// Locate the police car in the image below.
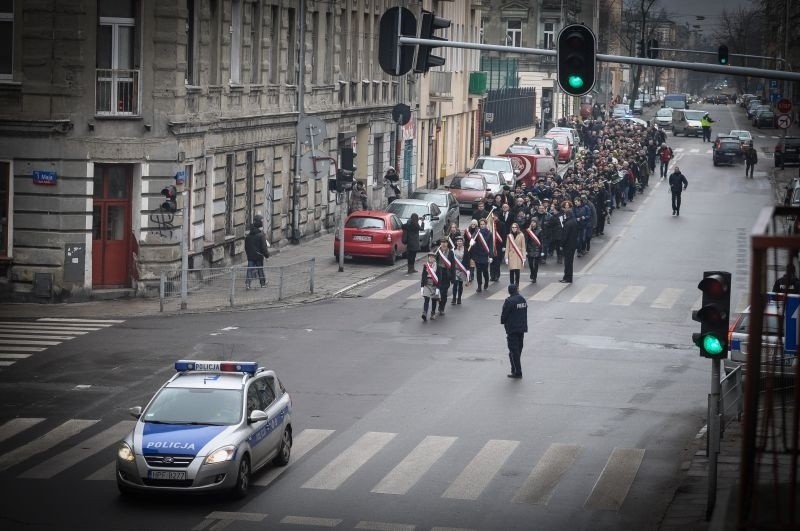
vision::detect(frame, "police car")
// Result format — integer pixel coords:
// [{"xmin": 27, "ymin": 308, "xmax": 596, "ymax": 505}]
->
[
  {"xmin": 724, "ymin": 295, "xmax": 796, "ymax": 376},
  {"xmin": 116, "ymin": 360, "xmax": 292, "ymax": 498}
]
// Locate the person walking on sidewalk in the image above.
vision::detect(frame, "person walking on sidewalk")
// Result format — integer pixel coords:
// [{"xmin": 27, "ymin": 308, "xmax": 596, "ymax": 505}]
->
[
  {"xmin": 244, "ymin": 218, "xmax": 269, "ymax": 289},
  {"xmin": 420, "ymin": 252, "xmax": 440, "ymax": 322},
  {"xmin": 403, "ymin": 213, "xmax": 424, "ymax": 274},
  {"xmin": 668, "ymin": 166, "xmax": 688, "ymax": 216},
  {"xmin": 500, "ymin": 283, "xmax": 528, "ymax": 379},
  {"xmin": 744, "ymin": 142, "xmax": 758, "ymax": 179}
]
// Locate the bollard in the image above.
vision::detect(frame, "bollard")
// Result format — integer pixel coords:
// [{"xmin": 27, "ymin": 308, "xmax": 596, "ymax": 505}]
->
[
  {"xmin": 278, "ymin": 266, "xmax": 284, "ymax": 300},
  {"xmin": 309, "ymin": 257, "xmax": 315, "ymax": 293},
  {"xmin": 230, "ymin": 267, "xmax": 236, "ymax": 307},
  {"xmin": 159, "ymin": 271, "xmax": 165, "ymax": 313}
]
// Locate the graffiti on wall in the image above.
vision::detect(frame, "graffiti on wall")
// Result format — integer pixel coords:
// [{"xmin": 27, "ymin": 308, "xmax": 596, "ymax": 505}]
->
[{"xmin": 149, "ymin": 207, "xmax": 178, "ymax": 240}]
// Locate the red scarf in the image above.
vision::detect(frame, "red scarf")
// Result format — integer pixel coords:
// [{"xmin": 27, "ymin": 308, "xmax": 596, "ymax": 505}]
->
[
  {"xmin": 507, "ymin": 233, "xmax": 524, "ymax": 261},
  {"xmin": 424, "ymin": 262, "xmax": 439, "ymax": 285},
  {"xmin": 525, "ymin": 227, "xmax": 541, "ymax": 247},
  {"xmin": 476, "ymin": 230, "xmax": 490, "ymax": 253},
  {"xmin": 437, "ymin": 248, "xmax": 452, "ymax": 269},
  {"xmin": 454, "ymin": 252, "xmax": 470, "ymax": 281}
]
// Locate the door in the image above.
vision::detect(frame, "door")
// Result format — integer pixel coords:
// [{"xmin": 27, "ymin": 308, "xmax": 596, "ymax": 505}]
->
[{"xmin": 92, "ymin": 165, "xmax": 132, "ymax": 287}]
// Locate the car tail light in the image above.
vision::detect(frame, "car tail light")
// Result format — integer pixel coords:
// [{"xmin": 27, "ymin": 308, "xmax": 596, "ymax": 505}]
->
[{"xmin": 384, "ymin": 233, "xmax": 393, "ymax": 243}]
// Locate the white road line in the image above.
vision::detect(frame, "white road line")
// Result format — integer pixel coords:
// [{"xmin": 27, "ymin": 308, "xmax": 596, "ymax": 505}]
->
[
  {"xmin": 442, "ymin": 439, "xmax": 519, "ymax": 500},
  {"xmin": 610, "ymin": 286, "xmax": 646, "ymax": 306},
  {"xmin": 0, "ymin": 324, "xmax": 98, "ymax": 332},
  {"xmin": 302, "ymin": 431, "xmax": 396, "ymax": 490},
  {"xmin": 36, "ymin": 318, "xmax": 124, "ymax": 324},
  {"xmin": 0, "ymin": 328, "xmax": 88, "ymax": 336},
  {"xmin": 20, "ymin": 420, "xmax": 136, "ymax": 479},
  {"xmin": 689, "ymin": 148, "xmax": 700, "ymax": 153},
  {"xmin": 651, "ymin": 288, "xmax": 683, "ymax": 309},
  {"xmin": 0, "ymin": 339, "xmax": 61, "ymax": 346},
  {"xmin": 368, "ymin": 280, "xmax": 417, "ymax": 299},
  {"xmin": 431, "ymin": 528, "xmax": 482, "ymax": 531},
  {"xmin": 513, "ymin": 443, "xmax": 581, "ymax": 505},
  {"xmin": 372, "ymin": 435, "xmax": 457, "ymax": 495},
  {"xmin": 0, "ymin": 347, "xmax": 46, "ymax": 352},
  {"xmin": 530, "ymin": 281, "xmax": 569, "ymax": 302},
  {"xmin": 0, "ymin": 354, "xmax": 31, "ymax": 359},
  {"xmin": 281, "ymin": 516, "xmax": 342, "ymax": 527},
  {"xmin": 253, "ymin": 428, "xmax": 335, "ymax": 487},
  {"xmin": 0, "ymin": 361, "xmax": 15, "ymax": 366},
  {"xmin": 585, "ymin": 447, "xmax": 645, "ymax": 511},
  {"xmin": 0, "ymin": 334, "xmax": 76, "ymax": 341},
  {"xmin": 85, "ymin": 461, "xmax": 115, "ymax": 481},
  {"xmin": 487, "ymin": 289, "xmax": 508, "ymax": 300},
  {"xmin": 0, "ymin": 419, "xmax": 99, "ymax": 471},
  {"xmin": 355, "ymin": 521, "xmax": 415, "ymax": 531},
  {"xmin": 0, "ymin": 418, "xmax": 45, "ymax": 444},
  {"xmin": 570, "ymin": 284, "xmax": 607, "ymax": 303}
]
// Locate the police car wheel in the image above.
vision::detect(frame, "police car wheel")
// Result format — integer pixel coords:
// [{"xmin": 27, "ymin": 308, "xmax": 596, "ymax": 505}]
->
[
  {"xmin": 273, "ymin": 428, "xmax": 292, "ymax": 467},
  {"xmin": 232, "ymin": 455, "xmax": 251, "ymax": 499}
]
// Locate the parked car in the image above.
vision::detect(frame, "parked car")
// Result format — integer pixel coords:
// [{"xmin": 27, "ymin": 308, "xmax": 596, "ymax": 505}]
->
[
  {"xmin": 500, "ymin": 148, "xmax": 558, "ymax": 189},
  {"xmin": 713, "ymin": 138, "xmax": 744, "ymax": 166},
  {"xmin": 655, "ymin": 107, "xmax": 673, "ymax": 129},
  {"xmin": 527, "ymin": 137, "xmax": 559, "ymax": 158},
  {"xmin": 467, "ymin": 168, "xmax": 506, "ymax": 197},
  {"xmin": 386, "ymin": 199, "xmax": 447, "ymax": 252},
  {"xmin": 753, "ymin": 110, "xmax": 775, "ymax": 128},
  {"xmin": 409, "ymin": 188, "xmax": 460, "ymax": 231},
  {"xmin": 746, "ymin": 101, "xmax": 766, "ymax": 119},
  {"xmin": 445, "ymin": 173, "xmax": 490, "ymax": 213},
  {"xmin": 333, "ymin": 211, "xmax": 406, "ymax": 265},
  {"xmin": 632, "ymin": 99, "xmax": 643, "ymax": 115},
  {"xmin": 472, "ymin": 155, "xmax": 517, "ymax": 187},
  {"xmin": 775, "ymin": 136, "xmax": 800, "ymax": 168},
  {"xmin": 547, "ymin": 127, "xmax": 580, "ymax": 148},
  {"xmin": 544, "ymin": 133, "xmax": 573, "ymax": 163},
  {"xmin": 612, "ymin": 104, "xmax": 630, "ymax": 119},
  {"xmin": 725, "ymin": 296, "xmax": 794, "ymax": 377}
]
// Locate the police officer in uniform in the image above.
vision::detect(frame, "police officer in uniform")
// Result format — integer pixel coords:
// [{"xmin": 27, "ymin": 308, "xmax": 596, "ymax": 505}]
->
[{"xmin": 501, "ymin": 284, "xmax": 528, "ymax": 379}]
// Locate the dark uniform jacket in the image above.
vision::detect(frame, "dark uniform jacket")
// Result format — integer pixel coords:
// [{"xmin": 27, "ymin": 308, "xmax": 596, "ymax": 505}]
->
[
  {"xmin": 501, "ymin": 293, "xmax": 528, "ymax": 334},
  {"xmin": 244, "ymin": 228, "xmax": 269, "ymax": 262}
]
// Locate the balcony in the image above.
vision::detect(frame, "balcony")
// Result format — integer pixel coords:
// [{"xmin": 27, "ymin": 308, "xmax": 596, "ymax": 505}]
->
[
  {"xmin": 96, "ymin": 68, "xmax": 140, "ymax": 116},
  {"xmin": 429, "ymin": 71, "xmax": 452, "ymax": 97}
]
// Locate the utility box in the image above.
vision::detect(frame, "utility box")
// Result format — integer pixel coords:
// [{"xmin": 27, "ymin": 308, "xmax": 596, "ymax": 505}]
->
[{"xmin": 64, "ymin": 244, "xmax": 86, "ymax": 283}]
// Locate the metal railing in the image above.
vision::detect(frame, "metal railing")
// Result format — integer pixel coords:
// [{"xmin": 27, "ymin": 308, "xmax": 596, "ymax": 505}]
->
[
  {"xmin": 158, "ymin": 258, "xmax": 315, "ymax": 312},
  {"xmin": 96, "ymin": 68, "xmax": 140, "ymax": 115}
]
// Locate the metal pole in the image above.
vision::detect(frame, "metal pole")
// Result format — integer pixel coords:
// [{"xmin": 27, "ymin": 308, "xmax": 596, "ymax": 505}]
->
[
  {"xmin": 338, "ymin": 195, "xmax": 345, "ymax": 272},
  {"xmin": 229, "ymin": 267, "xmax": 236, "ymax": 307},
  {"xmin": 180, "ymin": 189, "xmax": 189, "ymax": 310},
  {"xmin": 309, "ymin": 257, "xmax": 315, "ymax": 293},
  {"xmin": 291, "ymin": 0, "xmax": 306, "ymax": 244},
  {"xmin": 159, "ymin": 271, "xmax": 165, "ymax": 313},
  {"xmin": 707, "ymin": 358, "xmax": 721, "ymax": 520}
]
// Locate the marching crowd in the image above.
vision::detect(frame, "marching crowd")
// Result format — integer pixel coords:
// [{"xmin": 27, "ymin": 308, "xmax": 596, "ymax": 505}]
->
[{"xmin": 408, "ymin": 116, "xmax": 678, "ymax": 323}]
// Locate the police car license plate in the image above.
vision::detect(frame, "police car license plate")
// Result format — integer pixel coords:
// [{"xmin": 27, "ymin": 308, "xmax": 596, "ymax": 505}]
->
[
  {"xmin": 149, "ymin": 470, "xmax": 186, "ymax": 480},
  {"xmin": 353, "ymin": 235, "xmax": 371, "ymax": 241}
]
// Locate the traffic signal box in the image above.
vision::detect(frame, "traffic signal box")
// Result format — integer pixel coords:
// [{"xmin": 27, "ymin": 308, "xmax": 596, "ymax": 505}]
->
[
  {"xmin": 557, "ymin": 25, "xmax": 596, "ymax": 97},
  {"xmin": 414, "ymin": 10, "xmax": 450, "ymax": 74},
  {"xmin": 160, "ymin": 185, "xmax": 177, "ymax": 212},
  {"xmin": 692, "ymin": 271, "xmax": 732, "ymax": 358},
  {"xmin": 378, "ymin": 7, "xmax": 417, "ymax": 76},
  {"xmin": 718, "ymin": 45, "xmax": 729, "ymax": 65}
]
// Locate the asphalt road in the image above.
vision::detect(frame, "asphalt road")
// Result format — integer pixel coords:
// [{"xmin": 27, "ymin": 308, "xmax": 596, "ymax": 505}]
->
[{"xmin": 0, "ymin": 102, "xmax": 782, "ymax": 531}]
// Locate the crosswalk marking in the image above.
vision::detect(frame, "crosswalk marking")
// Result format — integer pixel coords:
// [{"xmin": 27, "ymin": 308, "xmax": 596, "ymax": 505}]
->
[
  {"xmin": 0, "ymin": 418, "xmax": 45, "ymax": 444},
  {"xmin": 254, "ymin": 428, "xmax": 335, "ymax": 487},
  {"xmin": 442, "ymin": 439, "xmax": 519, "ymax": 500},
  {"xmin": 355, "ymin": 521, "xmax": 415, "ymax": 531},
  {"xmin": 530, "ymin": 281, "xmax": 569, "ymax": 302},
  {"xmin": 85, "ymin": 461, "xmax": 115, "ymax": 481},
  {"xmin": 37, "ymin": 318, "xmax": 124, "ymax": 324},
  {"xmin": 610, "ymin": 286, "xmax": 645, "ymax": 306},
  {"xmin": 302, "ymin": 431, "xmax": 396, "ymax": 490},
  {"xmin": 689, "ymin": 148, "xmax": 700, "ymax": 153},
  {"xmin": 487, "ymin": 288, "xmax": 508, "ymax": 300},
  {"xmin": 651, "ymin": 288, "xmax": 683, "ymax": 309},
  {"xmin": 570, "ymin": 284, "xmax": 607, "ymax": 303},
  {"xmin": 0, "ymin": 419, "xmax": 98, "ymax": 471},
  {"xmin": 0, "ymin": 354, "xmax": 32, "ymax": 359},
  {"xmin": 0, "ymin": 361, "xmax": 14, "ymax": 366},
  {"xmin": 585, "ymin": 447, "xmax": 645, "ymax": 511},
  {"xmin": 0, "ymin": 339, "xmax": 61, "ymax": 346},
  {"xmin": 368, "ymin": 280, "xmax": 417, "ymax": 299},
  {"xmin": 372, "ymin": 435, "xmax": 457, "ymax": 495},
  {"xmin": 0, "ymin": 347, "xmax": 45, "ymax": 352},
  {"xmin": 513, "ymin": 443, "xmax": 581, "ymax": 505},
  {"xmin": 281, "ymin": 516, "xmax": 342, "ymax": 527},
  {"xmin": 0, "ymin": 324, "xmax": 95, "ymax": 332},
  {"xmin": 0, "ymin": 333, "xmax": 78, "ymax": 341}
]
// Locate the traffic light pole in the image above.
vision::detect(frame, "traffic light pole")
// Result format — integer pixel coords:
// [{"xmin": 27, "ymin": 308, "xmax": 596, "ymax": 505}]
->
[
  {"xmin": 397, "ymin": 37, "xmax": 800, "ymax": 82},
  {"xmin": 707, "ymin": 358, "xmax": 721, "ymax": 520}
]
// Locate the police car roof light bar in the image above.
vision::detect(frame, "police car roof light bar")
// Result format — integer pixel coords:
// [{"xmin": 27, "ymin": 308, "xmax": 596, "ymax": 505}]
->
[{"xmin": 175, "ymin": 360, "xmax": 259, "ymax": 375}]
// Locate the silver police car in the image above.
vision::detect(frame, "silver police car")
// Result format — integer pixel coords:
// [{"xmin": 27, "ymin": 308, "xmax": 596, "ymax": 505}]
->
[{"xmin": 116, "ymin": 360, "xmax": 292, "ymax": 498}]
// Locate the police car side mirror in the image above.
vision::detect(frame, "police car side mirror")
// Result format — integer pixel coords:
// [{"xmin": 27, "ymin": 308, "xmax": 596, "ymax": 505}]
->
[
  {"xmin": 129, "ymin": 406, "xmax": 142, "ymax": 419},
  {"xmin": 249, "ymin": 410, "xmax": 269, "ymax": 424}
]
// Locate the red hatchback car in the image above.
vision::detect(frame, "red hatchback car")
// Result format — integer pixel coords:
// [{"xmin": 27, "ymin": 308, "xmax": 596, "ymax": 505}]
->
[
  {"xmin": 544, "ymin": 133, "xmax": 573, "ymax": 163},
  {"xmin": 333, "ymin": 210, "xmax": 407, "ymax": 265}
]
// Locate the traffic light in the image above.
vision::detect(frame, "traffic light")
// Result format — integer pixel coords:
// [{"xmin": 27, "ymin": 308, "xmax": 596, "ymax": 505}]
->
[
  {"xmin": 692, "ymin": 271, "xmax": 732, "ymax": 358},
  {"xmin": 336, "ymin": 169, "xmax": 355, "ymax": 191},
  {"xmin": 718, "ymin": 45, "xmax": 729, "ymax": 65},
  {"xmin": 414, "ymin": 10, "xmax": 450, "ymax": 74},
  {"xmin": 636, "ymin": 39, "xmax": 645, "ymax": 58},
  {"xmin": 160, "ymin": 185, "xmax": 177, "ymax": 212},
  {"xmin": 378, "ymin": 7, "xmax": 417, "ymax": 76},
  {"xmin": 341, "ymin": 147, "xmax": 355, "ymax": 172},
  {"xmin": 647, "ymin": 39, "xmax": 659, "ymax": 59},
  {"xmin": 557, "ymin": 24, "xmax": 596, "ymax": 97}
]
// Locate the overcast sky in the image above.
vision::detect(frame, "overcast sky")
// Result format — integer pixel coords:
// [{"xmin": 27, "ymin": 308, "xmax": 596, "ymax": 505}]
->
[{"xmin": 659, "ymin": 0, "xmax": 762, "ymax": 30}]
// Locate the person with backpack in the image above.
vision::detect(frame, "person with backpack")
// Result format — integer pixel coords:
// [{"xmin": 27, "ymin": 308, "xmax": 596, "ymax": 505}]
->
[{"xmin": 658, "ymin": 143, "xmax": 674, "ymax": 179}]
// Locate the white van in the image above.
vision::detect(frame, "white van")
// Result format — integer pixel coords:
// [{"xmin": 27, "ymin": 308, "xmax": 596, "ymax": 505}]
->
[{"xmin": 672, "ymin": 109, "xmax": 705, "ymax": 137}]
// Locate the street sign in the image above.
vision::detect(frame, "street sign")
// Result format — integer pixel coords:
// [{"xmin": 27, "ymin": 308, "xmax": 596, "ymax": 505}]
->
[
  {"xmin": 777, "ymin": 113, "xmax": 793, "ymax": 129},
  {"xmin": 776, "ymin": 98, "xmax": 793, "ymax": 114},
  {"xmin": 784, "ymin": 295, "xmax": 800, "ymax": 354},
  {"xmin": 485, "ymin": 112, "xmax": 494, "ymax": 123}
]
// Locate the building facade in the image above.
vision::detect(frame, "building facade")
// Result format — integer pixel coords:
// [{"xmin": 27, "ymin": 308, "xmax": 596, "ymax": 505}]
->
[{"xmin": 0, "ymin": 0, "xmax": 407, "ymax": 299}]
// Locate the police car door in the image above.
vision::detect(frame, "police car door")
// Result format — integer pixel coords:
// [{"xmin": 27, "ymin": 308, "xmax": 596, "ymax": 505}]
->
[{"xmin": 245, "ymin": 377, "xmax": 276, "ymax": 469}]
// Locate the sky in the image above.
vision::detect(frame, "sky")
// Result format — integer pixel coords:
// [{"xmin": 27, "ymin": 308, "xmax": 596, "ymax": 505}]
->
[{"xmin": 659, "ymin": 0, "xmax": 763, "ymax": 31}]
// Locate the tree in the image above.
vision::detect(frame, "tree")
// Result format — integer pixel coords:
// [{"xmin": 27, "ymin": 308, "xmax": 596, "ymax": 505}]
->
[{"xmin": 713, "ymin": 6, "xmax": 765, "ymax": 94}]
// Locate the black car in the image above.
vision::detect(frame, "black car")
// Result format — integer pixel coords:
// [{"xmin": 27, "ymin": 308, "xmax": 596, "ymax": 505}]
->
[
  {"xmin": 775, "ymin": 137, "xmax": 800, "ymax": 168},
  {"xmin": 713, "ymin": 139, "xmax": 744, "ymax": 166},
  {"xmin": 753, "ymin": 110, "xmax": 775, "ymax": 128}
]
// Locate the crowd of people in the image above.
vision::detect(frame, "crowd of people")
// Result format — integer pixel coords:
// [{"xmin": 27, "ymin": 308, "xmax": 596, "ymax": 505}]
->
[{"xmin": 409, "ymin": 116, "xmax": 680, "ymax": 322}]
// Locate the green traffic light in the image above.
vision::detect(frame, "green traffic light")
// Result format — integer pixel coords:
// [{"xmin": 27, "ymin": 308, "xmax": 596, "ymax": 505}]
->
[
  {"xmin": 568, "ymin": 75, "xmax": 584, "ymax": 89},
  {"xmin": 720, "ymin": 58, "xmax": 727, "ymax": 65},
  {"xmin": 703, "ymin": 334, "xmax": 724, "ymax": 356}
]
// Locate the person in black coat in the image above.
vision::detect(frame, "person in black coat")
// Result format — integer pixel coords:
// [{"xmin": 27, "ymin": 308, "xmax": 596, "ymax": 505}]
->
[
  {"xmin": 469, "ymin": 218, "xmax": 492, "ymax": 292},
  {"xmin": 434, "ymin": 239, "xmax": 456, "ymax": 316},
  {"xmin": 560, "ymin": 201, "xmax": 578, "ymax": 283},
  {"xmin": 489, "ymin": 211, "xmax": 506, "ymax": 282},
  {"xmin": 501, "ymin": 283, "xmax": 528, "ymax": 379},
  {"xmin": 244, "ymin": 218, "xmax": 269, "ymax": 289},
  {"xmin": 403, "ymin": 212, "xmax": 424, "ymax": 274},
  {"xmin": 668, "ymin": 166, "xmax": 688, "ymax": 216},
  {"xmin": 525, "ymin": 218, "xmax": 543, "ymax": 283}
]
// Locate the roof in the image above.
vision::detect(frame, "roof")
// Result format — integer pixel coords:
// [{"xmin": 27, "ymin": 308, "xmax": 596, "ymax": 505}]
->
[
  {"xmin": 168, "ymin": 372, "xmax": 248, "ymax": 390},
  {"xmin": 412, "ymin": 188, "xmax": 449, "ymax": 195},
  {"xmin": 387, "ymin": 198, "xmax": 430, "ymax": 206},
  {"xmin": 346, "ymin": 210, "xmax": 397, "ymax": 218}
]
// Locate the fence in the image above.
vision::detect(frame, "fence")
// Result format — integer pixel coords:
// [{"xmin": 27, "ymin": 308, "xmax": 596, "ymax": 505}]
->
[
  {"xmin": 484, "ymin": 86, "xmax": 537, "ymax": 136},
  {"xmin": 158, "ymin": 258, "xmax": 315, "ymax": 312}
]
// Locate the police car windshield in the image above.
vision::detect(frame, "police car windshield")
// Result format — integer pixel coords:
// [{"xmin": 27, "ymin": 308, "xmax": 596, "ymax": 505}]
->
[{"xmin": 144, "ymin": 388, "xmax": 243, "ymax": 425}]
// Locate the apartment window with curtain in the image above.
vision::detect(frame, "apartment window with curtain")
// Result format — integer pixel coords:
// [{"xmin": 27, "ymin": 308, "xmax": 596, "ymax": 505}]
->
[
  {"xmin": 230, "ymin": 0, "xmax": 242, "ymax": 84},
  {"xmin": 544, "ymin": 22, "xmax": 555, "ymax": 49},
  {"xmin": 96, "ymin": 0, "xmax": 139, "ymax": 115},
  {"xmin": 506, "ymin": 20, "xmax": 521, "ymax": 48},
  {"xmin": 0, "ymin": 1, "xmax": 13, "ymax": 80}
]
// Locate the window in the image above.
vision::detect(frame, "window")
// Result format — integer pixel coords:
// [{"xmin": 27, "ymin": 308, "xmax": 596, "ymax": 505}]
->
[
  {"xmin": 506, "ymin": 20, "xmax": 521, "ymax": 48},
  {"xmin": 286, "ymin": 8, "xmax": 295, "ymax": 84},
  {"xmin": 325, "ymin": 11, "xmax": 333, "ymax": 83},
  {"xmin": 245, "ymin": 151, "xmax": 254, "ymax": 228},
  {"xmin": 269, "ymin": 5, "xmax": 279, "ymax": 83},
  {"xmin": 225, "ymin": 154, "xmax": 235, "ymax": 236},
  {"xmin": 185, "ymin": 0, "xmax": 196, "ymax": 84},
  {"xmin": 311, "ymin": 10, "xmax": 319, "ymax": 85},
  {"xmin": 0, "ymin": 1, "xmax": 13, "ymax": 80},
  {"xmin": 0, "ymin": 161, "xmax": 9, "ymax": 257},
  {"xmin": 204, "ymin": 156, "xmax": 214, "ymax": 243},
  {"xmin": 249, "ymin": 1, "xmax": 261, "ymax": 84},
  {"xmin": 210, "ymin": 0, "xmax": 221, "ymax": 84},
  {"xmin": 230, "ymin": 0, "xmax": 242, "ymax": 84},
  {"xmin": 185, "ymin": 164, "xmax": 194, "ymax": 244},
  {"xmin": 96, "ymin": 0, "xmax": 139, "ymax": 115},
  {"xmin": 544, "ymin": 23, "xmax": 555, "ymax": 49}
]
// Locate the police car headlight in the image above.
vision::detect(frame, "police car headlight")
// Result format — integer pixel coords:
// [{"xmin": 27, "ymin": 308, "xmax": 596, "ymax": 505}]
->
[
  {"xmin": 117, "ymin": 442, "xmax": 135, "ymax": 462},
  {"xmin": 205, "ymin": 445, "xmax": 236, "ymax": 465}
]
